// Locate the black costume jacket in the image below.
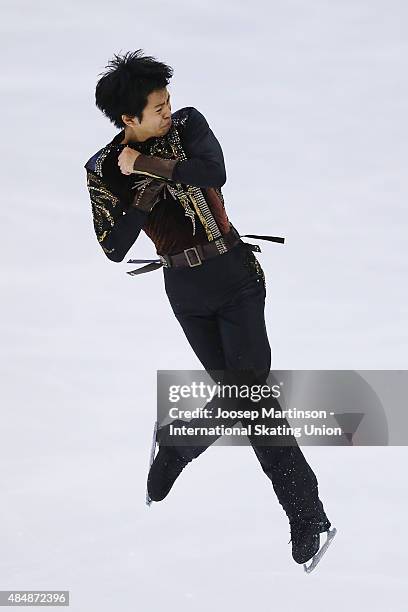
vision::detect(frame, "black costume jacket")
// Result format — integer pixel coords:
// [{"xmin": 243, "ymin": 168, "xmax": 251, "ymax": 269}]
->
[{"xmin": 84, "ymin": 107, "xmax": 238, "ymax": 262}]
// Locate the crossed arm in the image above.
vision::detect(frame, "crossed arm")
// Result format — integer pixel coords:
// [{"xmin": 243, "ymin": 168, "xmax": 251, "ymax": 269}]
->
[
  {"xmin": 87, "ymin": 107, "xmax": 227, "ymax": 262},
  {"xmin": 118, "ymin": 107, "xmax": 227, "ymax": 188}
]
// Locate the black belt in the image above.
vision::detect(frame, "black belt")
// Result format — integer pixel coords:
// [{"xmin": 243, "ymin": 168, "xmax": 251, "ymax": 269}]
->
[{"xmin": 126, "ymin": 232, "xmax": 285, "ymax": 276}]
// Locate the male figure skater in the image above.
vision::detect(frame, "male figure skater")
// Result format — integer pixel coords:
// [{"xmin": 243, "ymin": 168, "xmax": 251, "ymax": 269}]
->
[{"xmin": 84, "ymin": 50, "xmax": 335, "ymax": 570}]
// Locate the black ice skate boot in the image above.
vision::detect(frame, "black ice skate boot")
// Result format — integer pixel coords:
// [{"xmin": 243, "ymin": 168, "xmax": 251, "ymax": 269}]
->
[
  {"xmin": 289, "ymin": 517, "xmax": 334, "ymax": 568},
  {"xmin": 147, "ymin": 445, "xmax": 193, "ymax": 502}
]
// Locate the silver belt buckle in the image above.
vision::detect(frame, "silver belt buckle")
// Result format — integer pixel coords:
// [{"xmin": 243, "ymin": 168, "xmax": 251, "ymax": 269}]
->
[{"xmin": 184, "ymin": 246, "xmax": 202, "ymax": 267}]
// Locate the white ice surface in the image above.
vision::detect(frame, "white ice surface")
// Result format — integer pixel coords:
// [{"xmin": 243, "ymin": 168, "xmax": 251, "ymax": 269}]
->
[{"xmin": 1, "ymin": 0, "xmax": 407, "ymax": 610}]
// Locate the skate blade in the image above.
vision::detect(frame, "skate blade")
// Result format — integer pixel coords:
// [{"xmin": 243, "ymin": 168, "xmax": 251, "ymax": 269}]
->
[
  {"xmin": 146, "ymin": 420, "xmax": 158, "ymax": 507},
  {"xmin": 303, "ymin": 527, "xmax": 337, "ymax": 574}
]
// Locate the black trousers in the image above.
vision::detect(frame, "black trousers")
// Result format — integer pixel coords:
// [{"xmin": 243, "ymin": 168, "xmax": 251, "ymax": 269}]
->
[{"xmin": 162, "ymin": 241, "xmax": 328, "ymax": 523}]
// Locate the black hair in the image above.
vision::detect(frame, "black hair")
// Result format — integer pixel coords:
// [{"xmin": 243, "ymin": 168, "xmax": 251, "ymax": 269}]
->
[{"xmin": 95, "ymin": 49, "xmax": 174, "ymax": 129}]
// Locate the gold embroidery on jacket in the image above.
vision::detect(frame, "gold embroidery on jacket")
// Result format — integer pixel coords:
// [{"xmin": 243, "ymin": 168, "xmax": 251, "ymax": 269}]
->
[
  {"xmin": 143, "ymin": 129, "xmax": 199, "ymax": 235},
  {"xmin": 88, "ymin": 108, "xmax": 228, "ymax": 255},
  {"xmin": 134, "ymin": 115, "xmax": 220, "ymax": 242},
  {"xmin": 164, "ymin": 125, "xmax": 224, "ymax": 246},
  {"xmin": 95, "ymin": 148, "xmax": 111, "ymax": 178},
  {"xmin": 186, "ymin": 190, "xmax": 213, "ymax": 239},
  {"xmin": 86, "ymin": 170, "xmax": 119, "ymax": 254}
]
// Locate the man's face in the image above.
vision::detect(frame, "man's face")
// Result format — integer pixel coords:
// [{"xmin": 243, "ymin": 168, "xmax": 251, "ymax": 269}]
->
[{"xmin": 124, "ymin": 88, "xmax": 172, "ymax": 138}]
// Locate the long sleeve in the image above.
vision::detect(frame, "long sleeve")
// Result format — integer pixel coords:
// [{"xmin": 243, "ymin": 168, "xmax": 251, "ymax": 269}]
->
[
  {"xmin": 132, "ymin": 107, "xmax": 227, "ymax": 188},
  {"xmin": 86, "ymin": 169, "xmax": 148, "ymax": 262}
]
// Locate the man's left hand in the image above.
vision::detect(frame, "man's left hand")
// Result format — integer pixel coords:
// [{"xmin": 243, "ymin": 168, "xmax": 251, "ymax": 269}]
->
[{"xmin": 118, "ymin": 147, "xmax": 141, "ymax": 175}]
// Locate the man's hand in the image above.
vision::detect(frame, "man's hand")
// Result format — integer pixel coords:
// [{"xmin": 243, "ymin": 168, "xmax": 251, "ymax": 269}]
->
[{"xmin": 118, "ymin": 146, "xmax": 141, "ymax": 175}]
